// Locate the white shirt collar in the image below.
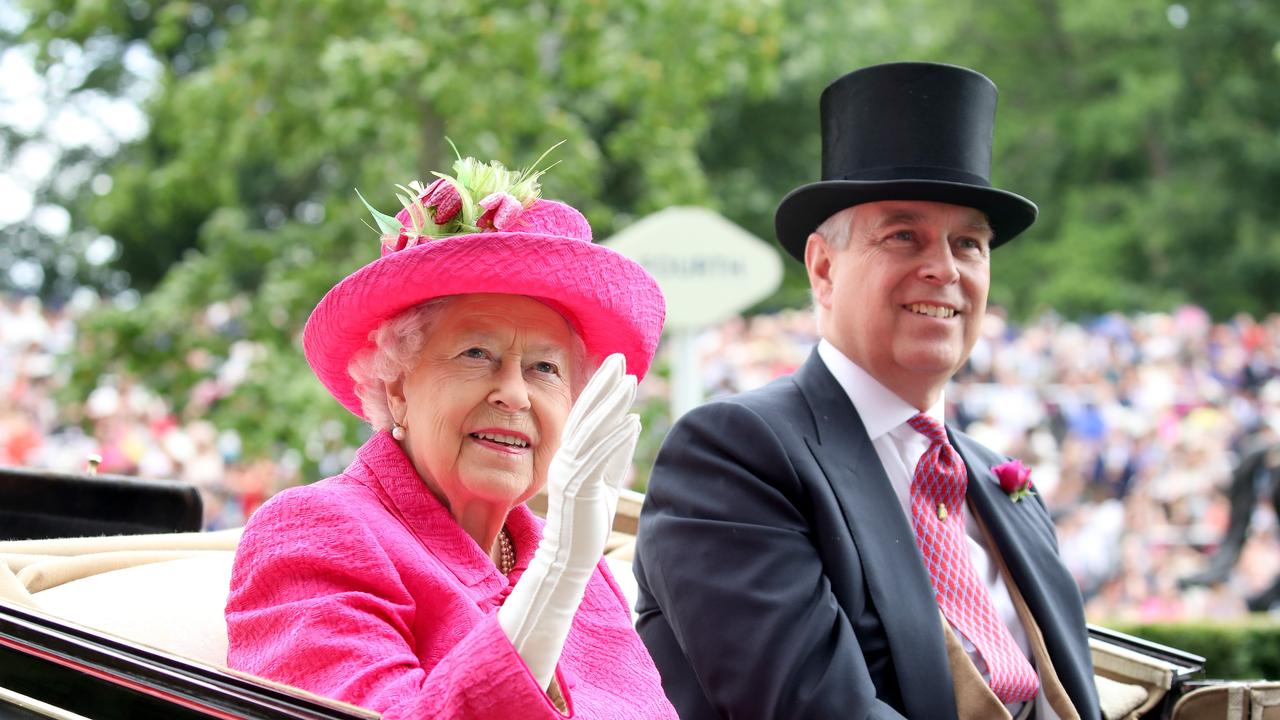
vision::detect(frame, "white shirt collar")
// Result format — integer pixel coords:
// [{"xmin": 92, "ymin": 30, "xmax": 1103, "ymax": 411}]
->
[{"xmin": 816, "ymin": 338, "xmax": 946, "ymax": 440}]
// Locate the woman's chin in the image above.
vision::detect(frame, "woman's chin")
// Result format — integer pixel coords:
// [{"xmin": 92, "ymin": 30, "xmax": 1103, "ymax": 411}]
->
[{"xmin": 457, "ymin": 473, "xmax": 540, "ymax": 509}]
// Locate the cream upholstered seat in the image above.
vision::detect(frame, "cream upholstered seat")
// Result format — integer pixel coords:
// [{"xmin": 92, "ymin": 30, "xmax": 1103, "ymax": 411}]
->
[
  {"xmin": 33, "ymin": 553, "xmax": 235, "ymax": 666},
  {"xmin": 0, "ymin": 529, "xmax": 241, "ymax": 667}
]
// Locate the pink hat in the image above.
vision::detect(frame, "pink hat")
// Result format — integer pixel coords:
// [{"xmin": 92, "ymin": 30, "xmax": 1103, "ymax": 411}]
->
[{"xmin": 303, "ymin": 151, "xmax": 666, "ymax": 419}]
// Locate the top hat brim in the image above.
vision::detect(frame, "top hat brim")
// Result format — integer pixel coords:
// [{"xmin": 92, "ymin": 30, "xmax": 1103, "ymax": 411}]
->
[{"xmin": 774, "ymin": 179, "xmax": 1038, "ymax": 262}]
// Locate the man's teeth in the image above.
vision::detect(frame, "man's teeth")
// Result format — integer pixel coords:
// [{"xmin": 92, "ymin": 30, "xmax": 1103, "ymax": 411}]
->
[
  {"xmin": 471, "ymin": 432, "xmax": 529, "ymax": 448},
  {"xmin": 907, "ymin": 303, "xmax": 957, "ymax": 319}
]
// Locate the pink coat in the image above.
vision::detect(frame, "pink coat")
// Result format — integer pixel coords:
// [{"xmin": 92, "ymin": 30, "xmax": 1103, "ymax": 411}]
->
[{"xmin": 225, "ymin": 431, "xmax": 676, "ymax": 719}]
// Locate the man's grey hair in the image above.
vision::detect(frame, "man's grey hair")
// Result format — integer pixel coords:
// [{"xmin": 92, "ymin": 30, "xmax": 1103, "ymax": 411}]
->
[
  {"xmin": 813, "ymin": 205, "xmax": 860, "ymax": 253},
  {"xmin": 809, "ymin": 206, "xmax": 862, "ymax": 327},
  {"xmin": 347, "ymin": 295, "xmax": 592, "ymax": 431}
]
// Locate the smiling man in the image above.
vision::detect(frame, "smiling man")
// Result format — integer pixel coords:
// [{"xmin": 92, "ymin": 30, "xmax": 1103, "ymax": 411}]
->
[{"xmin": 634, "ymin": 63, "xmax": 1101, "ymax": 719}]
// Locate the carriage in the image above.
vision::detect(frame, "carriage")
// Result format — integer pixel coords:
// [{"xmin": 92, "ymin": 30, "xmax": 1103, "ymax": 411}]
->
[{"xmin": 0, "ymin": 466, "xmax": 1270, "ymax": 719}]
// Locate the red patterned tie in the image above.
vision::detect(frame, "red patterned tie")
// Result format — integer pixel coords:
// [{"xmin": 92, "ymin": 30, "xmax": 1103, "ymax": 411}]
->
[{"xmin": 907, "ymin": 413, "xmax": 1039, "ymax": 704}]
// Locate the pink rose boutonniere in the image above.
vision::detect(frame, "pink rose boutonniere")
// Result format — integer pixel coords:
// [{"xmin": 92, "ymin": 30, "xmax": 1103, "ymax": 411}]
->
[{"xmin": 992, "ymin": 459, "xmax": 1035, "ymax": 503}]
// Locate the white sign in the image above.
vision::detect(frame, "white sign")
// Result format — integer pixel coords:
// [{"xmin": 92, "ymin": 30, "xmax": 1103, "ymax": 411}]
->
[{"xmin": 604, "ymin": 207, "xmax": 783, "ymax": 330}]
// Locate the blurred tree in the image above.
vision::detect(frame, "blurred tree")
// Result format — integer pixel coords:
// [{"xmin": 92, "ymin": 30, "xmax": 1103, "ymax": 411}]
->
[
  {"xmin": 9, "ymin": 0, "xmax": 1280, "ymax": 471},
  {"xmin": 0, "ymin": 0, "xmax": 165, "ymax": 300},
  {"xmin": 937, "ymin": 0, "xmax": 1280, "ymax": 318},
  {"xmin": 706, "ymin": 0, "xmax": 1280, "ymax": 319},
  {"xmin": 19, "ymin": 0, "xmax": 790, "ymax": 468}
]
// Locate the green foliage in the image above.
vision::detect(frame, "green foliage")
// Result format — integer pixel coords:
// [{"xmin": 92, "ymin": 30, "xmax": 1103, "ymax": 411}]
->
[
  {"xmin": 16, "ymin": 0, "xmax": 789, "ymax": 471},
  {"xmin": 1107, "ymin": 620, "xmax": 1280, "ymax": 680},
  {"xmin": 9, "ymin": 0, "xmax": 1280, "ymax": 472},
  {"xmin": 968, "ymin": 0, "xmax": 1280, "ymax": 318}
]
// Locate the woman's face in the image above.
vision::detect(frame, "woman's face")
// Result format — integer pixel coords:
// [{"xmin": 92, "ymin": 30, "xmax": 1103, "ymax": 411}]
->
[{"xmin": 388, "ymin": 294, "xmax": 577, "ymax": 514}]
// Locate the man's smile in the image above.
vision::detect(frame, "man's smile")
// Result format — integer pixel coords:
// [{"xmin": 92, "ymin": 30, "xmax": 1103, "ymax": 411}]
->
[{"xmin": 904, "ymin": 302, "xmax": 958, "ymax": 319}]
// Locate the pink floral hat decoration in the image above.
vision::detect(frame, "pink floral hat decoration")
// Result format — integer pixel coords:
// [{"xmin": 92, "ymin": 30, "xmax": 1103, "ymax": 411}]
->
[{"xmin": 303, "ymin": 144, "xmax": 666, "ymax": 419}]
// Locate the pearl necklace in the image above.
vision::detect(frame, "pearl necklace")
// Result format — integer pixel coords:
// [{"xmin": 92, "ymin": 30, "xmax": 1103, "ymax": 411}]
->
[{"xmin": 497, "ymin": 527, "xmax": 515, "ymax": 575}]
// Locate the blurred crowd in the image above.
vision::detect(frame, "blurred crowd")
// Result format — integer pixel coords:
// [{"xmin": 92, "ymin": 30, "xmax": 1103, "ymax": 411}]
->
[
  {"xmin": 0, "ymin": 294, "xmax": 299, "ymax": 530},
  {"xmin": 649, "ymin": 305, "xmax": 1280, "ymax": 622},
  {"xmin": 4, "ymin": 293, "xmax": 1279, "ymax": 621}
]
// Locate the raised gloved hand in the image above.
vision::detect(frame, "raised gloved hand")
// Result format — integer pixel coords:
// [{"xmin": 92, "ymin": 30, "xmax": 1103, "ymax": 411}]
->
[{"xmin": 498, "ymin": 352, "xmax": 640, "ymax": 690}]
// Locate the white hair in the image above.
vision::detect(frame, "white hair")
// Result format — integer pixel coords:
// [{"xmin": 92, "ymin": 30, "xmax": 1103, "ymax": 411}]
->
[
  {"xmin": 809, "ymin": 206, "xmax": 861, "ymax": 328},
  {"xmin": 347, "ymin": 295, "xmax": 593, "ymax": 431},
  {"xmin": 814, "ymin": 205, "xmax": 860, "ymax": 253}
]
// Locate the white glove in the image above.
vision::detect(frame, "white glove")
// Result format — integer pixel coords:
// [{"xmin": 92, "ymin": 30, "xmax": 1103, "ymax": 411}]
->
[{"xmin": 498, "ymin": 352, "xmax": 640, "ymax": 690}]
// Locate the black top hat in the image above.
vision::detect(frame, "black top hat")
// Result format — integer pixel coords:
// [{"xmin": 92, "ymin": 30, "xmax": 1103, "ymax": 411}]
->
[{"xmin": 774, "ymin": 62, "xmax": 1037, "ymax": 261}]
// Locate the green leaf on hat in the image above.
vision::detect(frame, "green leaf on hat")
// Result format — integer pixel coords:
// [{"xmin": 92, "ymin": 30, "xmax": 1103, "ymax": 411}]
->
[
  {"xmin": 393, "ymin": 183, "xmax": 426, "ymax": 235},
  {"xmin": 354, "ymin": 188, "xmax": 402, "ymax": 235}
]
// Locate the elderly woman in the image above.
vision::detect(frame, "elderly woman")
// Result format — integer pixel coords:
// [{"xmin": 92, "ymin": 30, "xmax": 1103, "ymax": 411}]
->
[{"xmin": 225, "ymin": 152, "xmax": 675, "ymax": 719}]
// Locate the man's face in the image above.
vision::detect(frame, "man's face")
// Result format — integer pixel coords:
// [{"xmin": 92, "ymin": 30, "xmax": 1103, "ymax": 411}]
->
[{"xmin": 806, "ymin": 200, "xmax": 992, "ymax": 408}]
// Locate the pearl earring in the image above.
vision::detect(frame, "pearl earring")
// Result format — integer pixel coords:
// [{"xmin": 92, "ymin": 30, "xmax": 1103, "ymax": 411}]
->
[{"xmin": 392, "ymin": 422, "xmax": 405, "ymax": 441}]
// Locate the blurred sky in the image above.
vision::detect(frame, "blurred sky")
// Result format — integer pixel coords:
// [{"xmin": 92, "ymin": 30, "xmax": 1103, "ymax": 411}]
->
[{"xmin": 0, "ymin": 1, "xmax": 159, "ymax": 289}]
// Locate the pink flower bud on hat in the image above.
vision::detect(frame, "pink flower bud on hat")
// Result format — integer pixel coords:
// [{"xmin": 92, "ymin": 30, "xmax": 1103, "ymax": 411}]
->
[
  {"xmin": 394, "ymin": 205, "xmax": 425, "ymax": 232},
  {"xmin": 418, "ymin": 177, "xmax": 448, "ymax": 203},
  {"xmin": 381, "ymin": 228, "xmax": 410, "ymax": 254},
  {"xmin": 426, "ymin": 181, "xmax": 463, "ymax": 225},
  {"xmin": 477, "ymin": 191, "xmax": 524, "ymax": 230},
  {"xmin": 992, "ymin": 459, "xmax": 1034, "ymax": 502}
]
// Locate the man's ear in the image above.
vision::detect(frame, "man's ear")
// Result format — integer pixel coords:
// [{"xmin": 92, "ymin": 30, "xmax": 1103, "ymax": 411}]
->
[{"xmin": 805, "ymin": 232, "xmax": 835, "ymax": 311}]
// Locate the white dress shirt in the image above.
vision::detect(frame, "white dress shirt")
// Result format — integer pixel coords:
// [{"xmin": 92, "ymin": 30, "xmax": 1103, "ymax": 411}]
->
[{"xmin": 817, "ymin": 340, "xmax": 1056, "ymax": 719}]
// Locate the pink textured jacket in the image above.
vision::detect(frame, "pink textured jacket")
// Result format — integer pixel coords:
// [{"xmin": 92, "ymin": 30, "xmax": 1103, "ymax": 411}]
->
[{"xmin": 225, "ymin": 431, "xmax": 676, "ymax": 719}]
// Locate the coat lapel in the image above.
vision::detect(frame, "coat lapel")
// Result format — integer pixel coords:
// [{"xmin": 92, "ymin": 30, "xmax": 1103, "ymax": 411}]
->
[
  {"xmin": 793, "ymin": 353, "xmax": 956, "ymax": 720},
  {"xmin": 949, "ymin": 431, "xmax": 1065, "ymax": 620},
  {"xmin": 951, "ymin": 430, "xmax": 1098, "ymax": 714}
]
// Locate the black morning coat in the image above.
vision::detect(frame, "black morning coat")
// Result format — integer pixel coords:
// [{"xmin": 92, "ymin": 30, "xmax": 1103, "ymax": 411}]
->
[{"xmin": 634, "ymin": 350, "xmax": 1101, "ymax": 719}]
